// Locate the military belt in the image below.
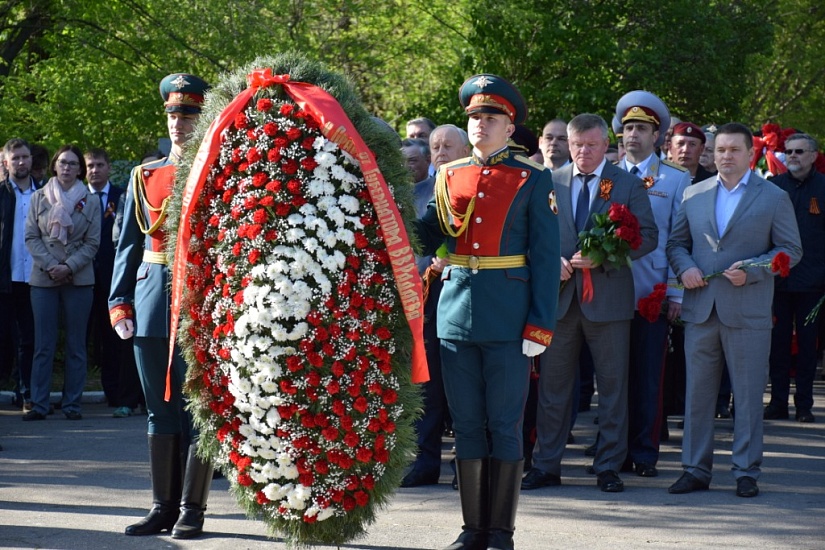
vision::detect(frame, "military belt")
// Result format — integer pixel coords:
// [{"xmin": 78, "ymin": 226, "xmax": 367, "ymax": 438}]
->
[
  {"xmin": 448, "ymin": 254, "xmax": 527, "ymax": 270},
  {"xmin": 142, "ymin": 250, "xmax": 167, "ymax": 265}
]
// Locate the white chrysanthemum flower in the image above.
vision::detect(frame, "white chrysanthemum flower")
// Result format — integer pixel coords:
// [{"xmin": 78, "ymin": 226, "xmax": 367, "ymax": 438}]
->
[
  {"xmin": 263, "ymin": 482, "xmax": 289, "ymax": 501},
  {"xmin": 338, "ymin": 195, "xmax": 360, "ymax": 214},
  {"xmin": 316, "ymin": 196, "xmax": 336, "ymax": 212},
  {"xmin": 335, "ymin": 228, "xmax": 355, "ymax": 246},
  {"xmin": 317, "ymin": 507, "xmax": 336, "ymax": 521}
]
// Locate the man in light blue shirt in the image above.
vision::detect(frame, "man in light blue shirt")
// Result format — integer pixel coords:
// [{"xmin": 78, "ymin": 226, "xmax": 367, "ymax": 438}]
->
[{"xmin": 0, "ymin": 138, "xmax": 38, "ymax": 409}]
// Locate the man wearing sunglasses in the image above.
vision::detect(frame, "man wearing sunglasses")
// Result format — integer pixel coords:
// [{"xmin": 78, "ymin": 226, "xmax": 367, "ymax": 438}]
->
[{"xmin": 765, "ymin": 133, "xmax": 825, "ymax": 424}]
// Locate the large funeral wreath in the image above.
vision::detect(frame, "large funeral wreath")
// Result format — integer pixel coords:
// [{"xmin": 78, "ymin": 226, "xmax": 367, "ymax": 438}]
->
[{"xmin": 165, "ymin": 52, "xmax": 424, "ymax": 547}]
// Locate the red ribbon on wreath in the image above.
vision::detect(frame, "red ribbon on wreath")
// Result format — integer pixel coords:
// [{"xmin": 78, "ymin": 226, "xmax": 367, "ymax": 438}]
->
[{"xmin": 166, "ymin": 69, "xmax": 429, "ymax": 400}]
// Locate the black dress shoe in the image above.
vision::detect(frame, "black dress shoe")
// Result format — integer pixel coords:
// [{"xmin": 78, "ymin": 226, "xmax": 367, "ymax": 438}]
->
[
  {"xmin": 22, "ymin": 410, "xmax": 46, "ymax": 421},
  {"xmin": 64, "ymin": 410, "xmax": 82, "ymax": 421},
  {"xmin": 635, "ymin": 463, "xmax": 658, "ymax": 477},
  {"xmin": 520, "ymin": 468, "xmax": 561, "ymax": 490},
  {"xmin": 596, "ymin": 470, "xmax": 624, "ymax": 492},
  {"xmin": 585, "ymin": 465, "xmax": 596, "ymax": 475},
  {"xmin": 763, "ymin": 404, "xmax": 789, "ymax": 420},
  {"xmin": 668, "ymin": 471, "xmax": 708, "ymax": 494},
  {"xmin": 584, "ymin": 442, "xmax": 597, "ymax": 457},
  {"xmin": 736, "ymin": 476, "xmax": 759, "ymax": 497},
  {"xmin": 796, "ymin": 410, "xmax": 815, "ymax": 423},
  {"xmin": 400, "ymin": 469, "xmax": 440, "ymax": 488},
  {"xmin": 715, "ymin": 404, "xmax": 731, "ymax": 418}
]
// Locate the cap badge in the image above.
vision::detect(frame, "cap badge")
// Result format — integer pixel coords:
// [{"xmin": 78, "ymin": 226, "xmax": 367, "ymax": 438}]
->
[
  {"xmin": 171, "ymin": 75, "xmax": 190, "ymax": 89},
  {"xmin": 474, "ymin": 75, "xmax": 492, "ymax": 89}
]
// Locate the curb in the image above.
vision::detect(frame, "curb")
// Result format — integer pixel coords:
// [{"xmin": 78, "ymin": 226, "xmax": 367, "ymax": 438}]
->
[{"xmin": 0, "ymin": 390, "xmax": 107, "ymax": 406}]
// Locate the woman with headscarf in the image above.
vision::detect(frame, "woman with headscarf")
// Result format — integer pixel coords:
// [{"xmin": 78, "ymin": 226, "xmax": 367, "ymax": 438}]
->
[{"xmin": 23, "ymin": 144, "xmax": 100, "ymax": 421}]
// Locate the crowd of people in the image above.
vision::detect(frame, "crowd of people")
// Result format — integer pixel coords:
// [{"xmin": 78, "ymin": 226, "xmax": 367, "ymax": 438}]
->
[
  {"xmin": 2, "ymin": 70, "xmax": 823, "ymax": 550},
  {"xmin": 399, "ymin": 80, "xmax": 821, "ymax": 549}
]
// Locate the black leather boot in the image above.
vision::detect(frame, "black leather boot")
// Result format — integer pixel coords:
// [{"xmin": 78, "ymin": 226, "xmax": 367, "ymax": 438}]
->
[
  {"xmin": 443, "ymin": 458, "xmax": 489, "ymax": 550},
  {"xmin": 125, "ymin": 434, "xmax": 182, "ymax": 536},
  {"xmin": 487, "ymin": 459, "xmax": 523, "ymax": 550},
  {"xmin": 171, "ymin": 443, "xmax": 213, "ymax": 539}
]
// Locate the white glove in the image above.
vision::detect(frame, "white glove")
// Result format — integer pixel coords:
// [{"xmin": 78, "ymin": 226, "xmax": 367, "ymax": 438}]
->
[
  {"xmin": 522, "ymin": 339, "xmax": 546, "ymax": 357},
  {"xmin": 114, "ymin": 319, "xmax": 134, "ymax": 340}
]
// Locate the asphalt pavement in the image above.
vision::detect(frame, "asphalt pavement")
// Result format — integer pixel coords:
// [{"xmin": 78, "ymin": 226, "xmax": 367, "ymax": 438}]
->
[{"xmin": 1, "ymin": 383, "xmax": 823, "ymax": 550}]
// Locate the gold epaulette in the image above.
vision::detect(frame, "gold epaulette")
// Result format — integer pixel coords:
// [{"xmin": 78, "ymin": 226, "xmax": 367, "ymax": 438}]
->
[
  {"xmin": 132, "ymin": 159, "xmax": 171, "ymax": 236},
  {"xmin": 662, "ymin": 159, "xmax": 689, "ymax": 172},
  {"xmin": 514, "ymin": 154, "xmax": 547, "ymax": 172},
  {"xmin": 434, "ymin": 162, "xmax": 475, "ymax": 238}
]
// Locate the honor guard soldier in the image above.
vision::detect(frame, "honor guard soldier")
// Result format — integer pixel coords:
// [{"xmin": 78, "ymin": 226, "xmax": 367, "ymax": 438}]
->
[
  {"xmin": 109, "ymin": 73, "xmax": 214, "ymax": 539},
  {"xmin": 615, "ymin": 90, "xmax": 690, "ymax": 477},
  {"xmin": 415, "ymin": 74, "xmax": 560, "ymax": 550}
]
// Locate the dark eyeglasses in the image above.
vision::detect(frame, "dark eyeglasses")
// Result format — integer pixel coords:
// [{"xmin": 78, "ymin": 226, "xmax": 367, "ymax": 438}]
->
[
  {"xmin": 57, "ymin": 159, "xmax": 80, "ymax": 167},
  {"xmin": 786, "ymin": 149, "xmax": 811, "ymax": 156}
]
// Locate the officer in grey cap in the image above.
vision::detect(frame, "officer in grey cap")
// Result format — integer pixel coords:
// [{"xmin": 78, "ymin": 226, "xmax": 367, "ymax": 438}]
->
[{"xmin": 614, "ymin": 90, "xmax": 690, "ymax": 477}]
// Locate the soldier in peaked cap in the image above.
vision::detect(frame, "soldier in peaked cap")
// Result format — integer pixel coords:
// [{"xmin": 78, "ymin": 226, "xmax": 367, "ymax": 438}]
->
[
  {"xmin": 611, "ymin": 90, "xmax": 690, "ymax": 478},
  {"xmin": 415, "ymin": 73, "xmax": 560, "ymax": 550},
  {"xmin": 109, "ymin": 73, "xmax": 214, "ymax": 540}
]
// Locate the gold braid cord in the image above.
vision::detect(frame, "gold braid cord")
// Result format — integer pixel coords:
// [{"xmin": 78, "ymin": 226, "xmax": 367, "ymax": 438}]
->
[
  {"xmin": 434, "ymin": 168, "xmax": 475, "ymax": 238},
  {"xmin": 133, "ymin": 169, "xmax": 170, "ymax": 235}
]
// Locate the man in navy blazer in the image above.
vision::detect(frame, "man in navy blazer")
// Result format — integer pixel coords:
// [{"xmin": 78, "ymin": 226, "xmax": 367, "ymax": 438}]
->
[
  {"xmin": 85, "ymin": 149, "xmax": 125, "ymax": 406},
  {"xmin": 522, "ymin": 114, "xmax": 658, "ymax": 494},
  {"xmin": 666, "ymin": 122, "xmax": 802, "ymax": 498}
]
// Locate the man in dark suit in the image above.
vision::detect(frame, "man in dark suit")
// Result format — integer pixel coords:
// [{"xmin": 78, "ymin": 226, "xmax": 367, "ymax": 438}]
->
[
  {"xmin": 522, "ymin": 114, "xmax": 658, "ymax": 494},
  {"xmin": 415, "ymin": 74, "xmax": 559, "ymax": 550},
  {"xmin": 666, "ymin": 122, "xmax": 802, "ymax": 498},
  {"xmin": 765, "ymin": 132, "xmax": 825, "ymax": 424},
  {"xmin": 85, "ymin": 149, "xmax": 126, "ymax": 407}
]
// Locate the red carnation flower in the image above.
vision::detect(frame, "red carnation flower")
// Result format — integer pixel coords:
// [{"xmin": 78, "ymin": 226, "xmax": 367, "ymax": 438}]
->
[
  {"xmin": 263, "ymin": 122, "xmax": 278, "ymax": 136},
  {"xmin": 267, "ymin": 148, "xmax": 282, "ymax": 163},
  {"xmin": 256, "ymin": 98, "xmax": 273, "ymax": 112},
  {"xmin": 282, "ymin": 158, "xmax": 299, "ymax": 174},
  {"xmin": 343, "ymin": 432, "xmax": 360, "ymax": 448},
  {"xmin": 287, "ymin": 179, "xmax": 302, "ymax": 194},
  {"xmin": 771, "ymin": 251, "xmax": 791, "ymax": 277},
  {"xmin": 286, "ymin": 127, "xmax": 302, "ymax": 141},
  {"xmin": 280, "ymin": 104, "xmax": 294, "ymax": 116},
  {"xmin": 253, "ymin": 209, "xmax": 268, "ymax": 224},
  {"xmin": 234, "ymin": 113, "xmax": 248, "ymax": 129},
  {"xmin": 301, "ymin": 157, "xmax": 318, "ymax": 171},
  {"xmin": 246, "ymin": 147, "xmax": 262, "ymax": 164},
  {"xmin": 353, "ymin": 396, "xmax": 368, "ymax": 413},
  {"xmin": 354, "ymin": 490, "xmax": 369, "ymax": 507},
  {"xmin": 252, "ymin": 172, "xmax": 268, "ymax": 187}
]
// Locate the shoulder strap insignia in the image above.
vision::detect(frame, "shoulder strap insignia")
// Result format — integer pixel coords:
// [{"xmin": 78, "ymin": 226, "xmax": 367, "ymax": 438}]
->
[
  {"xmin": 514, "ymin": 154, "xmax": 546, "ymax": 171},
  {"xmin": 662, "ymin": 159, "xmax": 689, "ymax": 172}
]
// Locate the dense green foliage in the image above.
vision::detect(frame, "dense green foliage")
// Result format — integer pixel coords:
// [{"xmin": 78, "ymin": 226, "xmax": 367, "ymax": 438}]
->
[{"xmin": 2, "ymin": 0, "xmax": 824, "ymax": 163}]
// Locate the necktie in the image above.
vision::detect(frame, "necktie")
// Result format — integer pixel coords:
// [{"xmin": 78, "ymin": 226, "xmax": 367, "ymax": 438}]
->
[
  {"xmin": 575, "ymin": 174, "xmax": 594, "ymax": 232},
  {"xmin": 95, "ymin": 191, "xmax": 105, "ymax": 219},
  {"xmin": 630, "ymin": 166, "xmax": 640, "ymax": 176}
]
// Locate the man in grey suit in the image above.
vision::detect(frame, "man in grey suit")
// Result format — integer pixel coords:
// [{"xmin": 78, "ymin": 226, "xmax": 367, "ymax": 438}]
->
[
  {"xmin": 522, "ymin": 113, "xmax": 658, "ymax": 493},
  {"xmin": 666, "ymin": 122, "xmax": 802, "ymax": 498}
]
